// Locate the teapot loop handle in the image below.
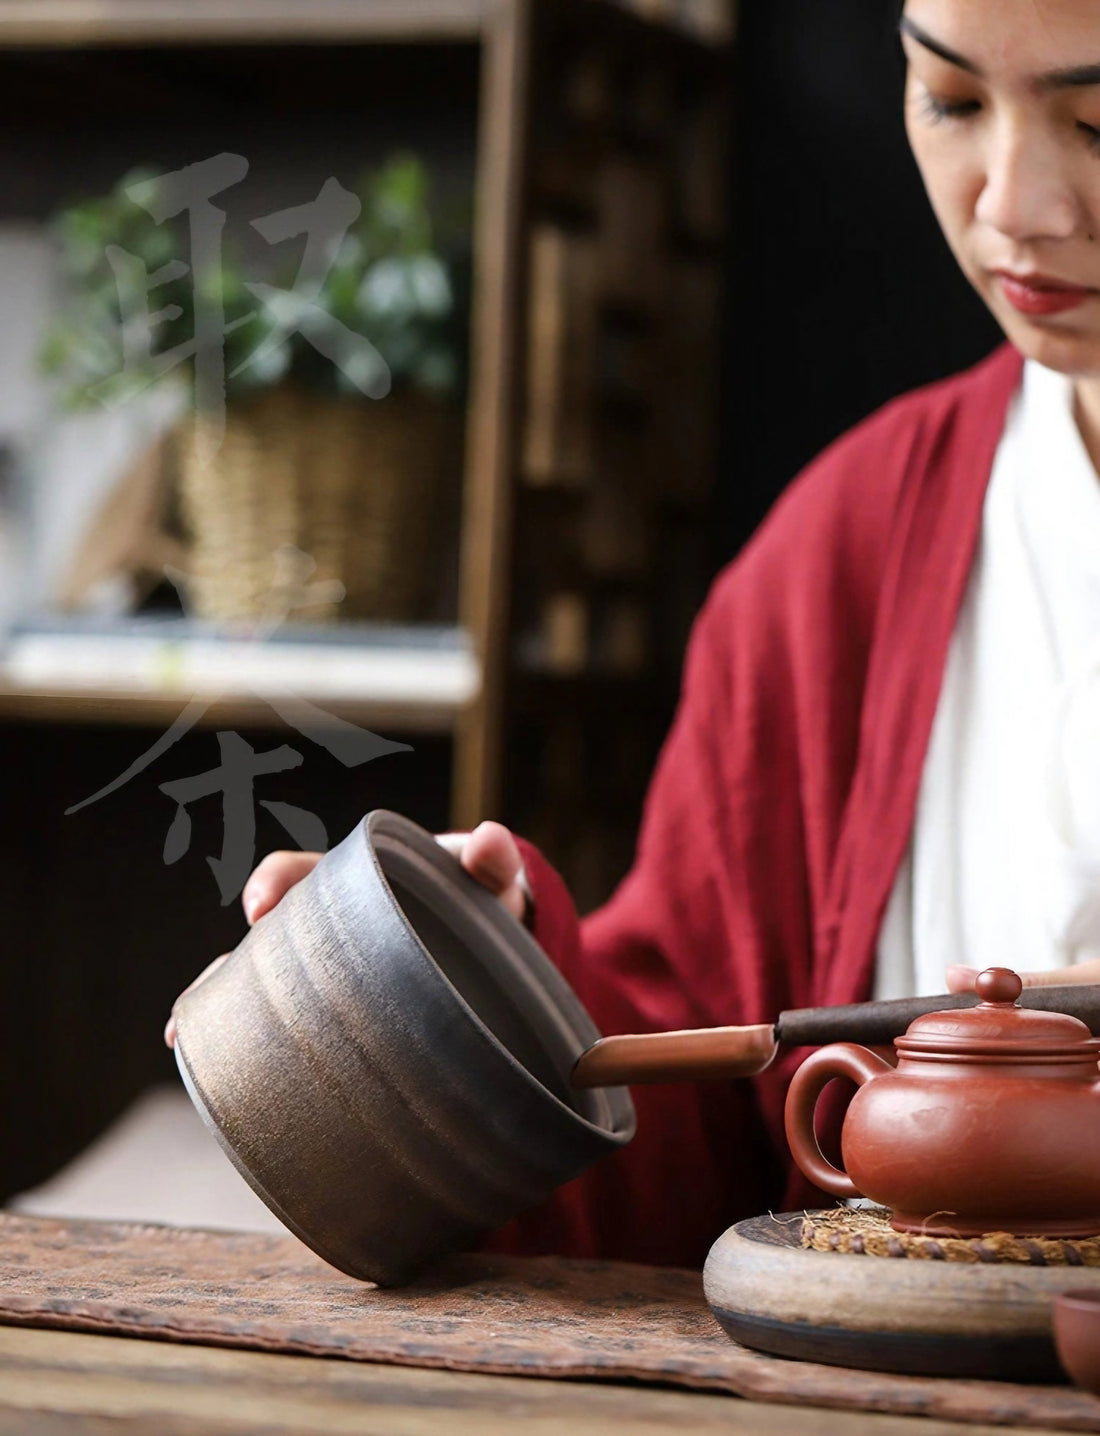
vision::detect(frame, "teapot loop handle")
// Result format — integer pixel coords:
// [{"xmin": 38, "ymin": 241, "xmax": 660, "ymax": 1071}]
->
[{"xmin": 783, "ymin": 1043, "xmax": 894, "ymax": 1199}]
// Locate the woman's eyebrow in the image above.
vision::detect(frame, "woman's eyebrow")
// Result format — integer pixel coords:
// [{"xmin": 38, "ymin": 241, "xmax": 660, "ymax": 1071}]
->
[
  {"xmin": 898, "ymin": 17, "xmax": 980, "ymax": 75},
  {"xmin": 899, "ymin": 16, "xmax": 1100, "ymax": 91},
  {"xmin": 1036, "ymin": 63, "xmax": 1100, "ymax": 92}
]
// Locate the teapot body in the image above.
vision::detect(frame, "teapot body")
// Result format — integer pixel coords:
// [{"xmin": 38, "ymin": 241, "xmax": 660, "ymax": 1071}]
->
[
  {"xmin": 841, "ymin": 1055, "xmax": 1100, "ymax": 1235},
  {"xmin": 784, "ymin": 969, "xmax": 1100, "ymax": 1237}
]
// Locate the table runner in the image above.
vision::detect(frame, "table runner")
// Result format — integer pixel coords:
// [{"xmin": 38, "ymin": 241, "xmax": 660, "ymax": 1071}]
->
[{"xmin": 2, "ymin": 1213, "xmax": 1099, "ymax": 1431}]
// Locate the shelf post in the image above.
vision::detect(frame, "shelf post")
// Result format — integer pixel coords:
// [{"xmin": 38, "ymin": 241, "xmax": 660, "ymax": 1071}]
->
[{"xmin": 453, "ymin": 0, "xmax": 533, "ymax": 827}]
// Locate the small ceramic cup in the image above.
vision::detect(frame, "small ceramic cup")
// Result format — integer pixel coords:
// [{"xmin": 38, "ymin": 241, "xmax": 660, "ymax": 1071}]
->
[
  {"xmin": 1053, "ymin": 1289, "xmax": 1100, "ymax": 1395},
  {"xmin": 172, "ymin": 809, "xmax": 635, "ymax": 1286}
]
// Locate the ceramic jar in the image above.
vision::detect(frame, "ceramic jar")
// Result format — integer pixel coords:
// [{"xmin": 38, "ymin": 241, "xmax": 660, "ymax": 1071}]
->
[
  {"xmin": 173, "ymin": 810, "xmax": 635, "ymax": 1285},
  {"xmin": 784, "ymin": 968, "xmax": 1100, "ymax": 1236}
]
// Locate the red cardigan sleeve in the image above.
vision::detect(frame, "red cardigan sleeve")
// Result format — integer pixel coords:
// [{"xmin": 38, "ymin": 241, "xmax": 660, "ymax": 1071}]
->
[{"xmin": 486, "ymin": 578, "xmax": 804, "ymax": 1268}]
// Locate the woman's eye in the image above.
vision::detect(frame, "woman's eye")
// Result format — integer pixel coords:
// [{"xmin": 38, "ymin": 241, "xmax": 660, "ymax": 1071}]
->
[
  {"xmin": 918, "ymin": 93, "xmax": 981, "ymax": 124},
  {"xmin": 1079, "ymin": 121, "xmax": 1100, "ymax": 155}
]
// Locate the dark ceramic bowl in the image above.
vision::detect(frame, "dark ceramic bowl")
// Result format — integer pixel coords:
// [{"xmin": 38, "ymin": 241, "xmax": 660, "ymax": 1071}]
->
[
  {"xmin": 173, "ymin": 810, "xmax": 635, "ymax": 1286},
  {"xmin": 1053, "ymin": 1289, "xmax": 1100, "ymax": 1395}
]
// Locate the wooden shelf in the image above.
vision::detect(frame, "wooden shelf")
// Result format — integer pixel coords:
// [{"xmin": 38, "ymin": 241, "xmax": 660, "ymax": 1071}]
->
[
  {"xmin": 0, "ymin": 0, "xmax": 488, "ymax": 46},
  {"xmin": 0, "ymin": 621, "xmax": 479, "ymax": 734},
  {"xmin": 0, "ymin": 682, "xmax": 466, "ymax": 733},
  {"xmin": 0, "ymin": 0, "xmax": 729, "ymax": 51},
  {"xmin": 545, "ymin": 0, "xmax": 731, "ymax": 58},
  {"xmin": 512, "ymin": 666, "xmax": 662, "ymax": 699},
  {"xmin": 0, "ymin": 0, "xmax": 729, "ymax": 846}
]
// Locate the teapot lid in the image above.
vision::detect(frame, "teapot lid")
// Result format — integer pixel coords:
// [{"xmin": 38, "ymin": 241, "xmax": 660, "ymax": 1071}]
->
[{"xmin": 896, "ymin": 968, "xmax": 1100, "ymax": 1058}]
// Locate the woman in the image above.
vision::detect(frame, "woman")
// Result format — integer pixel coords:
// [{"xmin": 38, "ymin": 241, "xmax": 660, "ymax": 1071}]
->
[{"xmin": 170, "ymin": 0, "xmax": 1100, "ymax": 1267}]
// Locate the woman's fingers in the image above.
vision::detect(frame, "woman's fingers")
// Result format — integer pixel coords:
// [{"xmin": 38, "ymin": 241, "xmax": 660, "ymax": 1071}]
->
[
  {"xmin": 169, "ymin": 829, "xmax": 528, "ymax": 1051},
  {"xmin": 461, "ymin": 821, "xmax": 524, "ymax": 890},
  {"xmin": 164, "ymin": 952, "xmax": 231, "ymax": 1049},
  {"xmin": 242, "ymin": 850, "xmax": 323, "ymax": 925},
  {"xmin": 437, "ymin": 822, "xmax": 528, "ymax": 921},
  {"xmin": 167, "ymin": 851, "xmax": 322, "ymax": 1049},
  {"xmin": 945, "ymin": 965, "xmax": 979, "ymax": 994},
  {"xmin": 946, "ymin": 959, "xmax": 1100, "ymax": 994},
  {"xmin": 1015, "ymin": 958, "xmax": 1100, "ymax": 988}
]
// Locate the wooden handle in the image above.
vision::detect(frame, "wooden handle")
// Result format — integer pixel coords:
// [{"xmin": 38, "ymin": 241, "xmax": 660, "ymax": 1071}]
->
[
  {"xmin": 778, "ymin": 994, "xmax": 974, "ymax": 1047},
  {"xmin": 570, "ymin": 1024, "xmax": 777, "ymax": 1088},
  {"xmin": 571, "ymin": 983, "xmax": 1100, "ymax": 1090},
  {"xmin": 777, "ymin": 983, "xmax": 1100, "ymax": 1047}
]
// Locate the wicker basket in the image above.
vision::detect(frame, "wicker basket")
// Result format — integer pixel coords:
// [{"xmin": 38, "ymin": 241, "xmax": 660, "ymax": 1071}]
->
[{"xmin": 175, "ymin": 387, "xmax": 461, "ymax": 624}]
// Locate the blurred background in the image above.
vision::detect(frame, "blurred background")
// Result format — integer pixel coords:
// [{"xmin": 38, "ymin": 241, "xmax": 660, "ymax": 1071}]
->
[{"xmin": 0, "ymin": 0, "xmax": 1000, "ymax": 1212}]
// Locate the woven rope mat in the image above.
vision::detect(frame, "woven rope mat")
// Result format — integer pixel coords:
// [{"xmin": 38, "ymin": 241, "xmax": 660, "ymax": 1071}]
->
[
  {"xmin": 3, "ymin": 1213, "xmax": 1100, "ymax": 1431},
  {"xmin": 802, "ymin": 1208, "xmax": 1100, "ymax": 1265}
]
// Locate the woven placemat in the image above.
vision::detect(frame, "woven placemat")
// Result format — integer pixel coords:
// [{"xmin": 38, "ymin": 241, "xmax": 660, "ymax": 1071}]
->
[
  {"xmin": 3, "ymin": 1213, "xmax": 1100, "ymax": 1431},
  {"xmin": 802, "ymin": 1208, "xmax": 1100, "ymax": 1265}
]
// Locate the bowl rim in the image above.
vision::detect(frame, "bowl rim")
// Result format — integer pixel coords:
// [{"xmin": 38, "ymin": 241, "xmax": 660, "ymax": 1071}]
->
[
  {"xmin": 1053, "ymin": 1288, "xmax": 1100, "ymax": 1312},
  {"xmin": 360, "ymin": 808, "xmax": 636, "ymax": 1146}
]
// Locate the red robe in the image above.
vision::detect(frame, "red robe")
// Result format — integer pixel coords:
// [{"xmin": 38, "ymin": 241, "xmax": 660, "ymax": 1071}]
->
[{"xmin": 488, "ymin": 341, "xmax": 1025, "ymax": 1269}]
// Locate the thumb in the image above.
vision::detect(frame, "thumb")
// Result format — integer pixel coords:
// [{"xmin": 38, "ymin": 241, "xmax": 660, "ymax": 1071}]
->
[
  {"xmin": 461, "ymin": 821, "xmax": 524, "ymax": 891},
  {"xmin": 437, "ymin": 822, "xmax": 527, "ymax": 921}
]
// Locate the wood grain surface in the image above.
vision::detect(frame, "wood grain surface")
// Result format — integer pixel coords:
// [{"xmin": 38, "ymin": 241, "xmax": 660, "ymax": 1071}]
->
[
  {"xmin": 5, "ymin": 1215, "xmax": 1100, "ymax": 1430},
  {"xmin": 0, "ymin": 1326, "xmax": 1087, "ymax": 1436}
]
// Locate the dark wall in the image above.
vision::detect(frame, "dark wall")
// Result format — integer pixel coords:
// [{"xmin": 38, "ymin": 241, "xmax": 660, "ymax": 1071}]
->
[
  {"xmin": 0, "ymin": 719, "xmax": 451, "ymax": 1200},
  {"xmin": 719, "ymin": 0, "xmax": 1003, "ymax": 556}
]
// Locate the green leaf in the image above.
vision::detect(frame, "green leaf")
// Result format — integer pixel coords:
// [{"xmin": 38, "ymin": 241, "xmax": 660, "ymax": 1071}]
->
[{"xmin": 42, "ymin": 150, "xmax": 464, "ymax": 405}]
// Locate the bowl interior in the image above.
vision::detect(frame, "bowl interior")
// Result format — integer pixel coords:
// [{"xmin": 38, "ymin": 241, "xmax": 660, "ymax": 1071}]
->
[
  {"xmin": 1055, "ymin": 1290, "xmax": 1100, "ymax": 1313},
  {"xmin": 393, "ymin": 874, "xmax": 572, "ymax": 1097},
  {"xmin": 376, "ymin": 832, "xmax": 611, "ymax": 1130}
]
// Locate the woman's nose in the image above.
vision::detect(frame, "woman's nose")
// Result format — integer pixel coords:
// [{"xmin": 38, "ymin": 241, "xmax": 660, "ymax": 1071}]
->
[{"xmin": 974, "ymin": 121, "xmax": 1079, "ymax": 244}]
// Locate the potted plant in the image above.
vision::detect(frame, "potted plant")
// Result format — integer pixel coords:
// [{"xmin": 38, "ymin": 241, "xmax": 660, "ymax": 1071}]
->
[{"xmin": 41, "ymin": 155, "xmax": 466, "ymax": 624}]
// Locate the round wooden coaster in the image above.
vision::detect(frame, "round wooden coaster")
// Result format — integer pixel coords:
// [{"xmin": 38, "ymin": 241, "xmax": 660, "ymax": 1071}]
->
[{"xmin": 703, "ymin": 1213, "xmax": 1100, "ymax": 1382}]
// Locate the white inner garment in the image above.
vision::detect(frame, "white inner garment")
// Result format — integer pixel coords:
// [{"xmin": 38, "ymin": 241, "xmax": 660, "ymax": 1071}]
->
[{"xmin": 877, "ymin": 358, "xmax": 1100, "ymax": 998}]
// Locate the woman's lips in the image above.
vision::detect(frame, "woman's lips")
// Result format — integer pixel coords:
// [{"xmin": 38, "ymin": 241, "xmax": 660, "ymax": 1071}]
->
[{"xmin": 994, "ymin": 271, "xmax": 1096, "ymax": 316}]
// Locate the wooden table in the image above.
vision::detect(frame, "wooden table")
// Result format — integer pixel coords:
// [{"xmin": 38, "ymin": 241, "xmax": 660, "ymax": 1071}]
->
[{"xmin": 0, "ymin": 1325, "xmax": 1084, "ymax": 1436}]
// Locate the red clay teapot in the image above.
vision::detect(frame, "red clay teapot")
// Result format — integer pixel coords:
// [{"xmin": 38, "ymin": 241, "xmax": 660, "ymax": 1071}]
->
[{"xmin": 784, "ymin": 967, "xmax": 1100, "ymax": 1237}]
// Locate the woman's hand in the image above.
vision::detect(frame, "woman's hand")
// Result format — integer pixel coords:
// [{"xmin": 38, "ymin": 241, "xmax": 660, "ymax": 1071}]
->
[
  {"xmin": 164, "ymin": 821, "xmax": 528, "ymax": 1048},
  {"xmin": 946, "ymin": 959, "xmax": 1100, "ymax": 993},
  {"xmin": 434, "ymin": 821, "xmax": 529, "ymax": 921},
  {"xmin": 238, "ymin": 821, "xmax": 528, "ymax": 925}
]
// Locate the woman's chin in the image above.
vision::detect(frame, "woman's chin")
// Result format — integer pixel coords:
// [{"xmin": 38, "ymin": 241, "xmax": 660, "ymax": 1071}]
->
[{"xmin": 996, "ymin": 311, "xmax": 1100, "ymax": 382}]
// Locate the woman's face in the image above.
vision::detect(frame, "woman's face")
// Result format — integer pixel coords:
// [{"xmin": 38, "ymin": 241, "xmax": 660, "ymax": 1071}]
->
[{"xmin": 902, "ymin": 0, "xmax": 1100, "ymax": 376}]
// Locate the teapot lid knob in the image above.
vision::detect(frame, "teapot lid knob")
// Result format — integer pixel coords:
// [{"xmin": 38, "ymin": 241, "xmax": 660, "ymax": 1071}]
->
[{"xmin": 974, "ymin": 967, "xmax": 1024, "ymax": 1006}]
